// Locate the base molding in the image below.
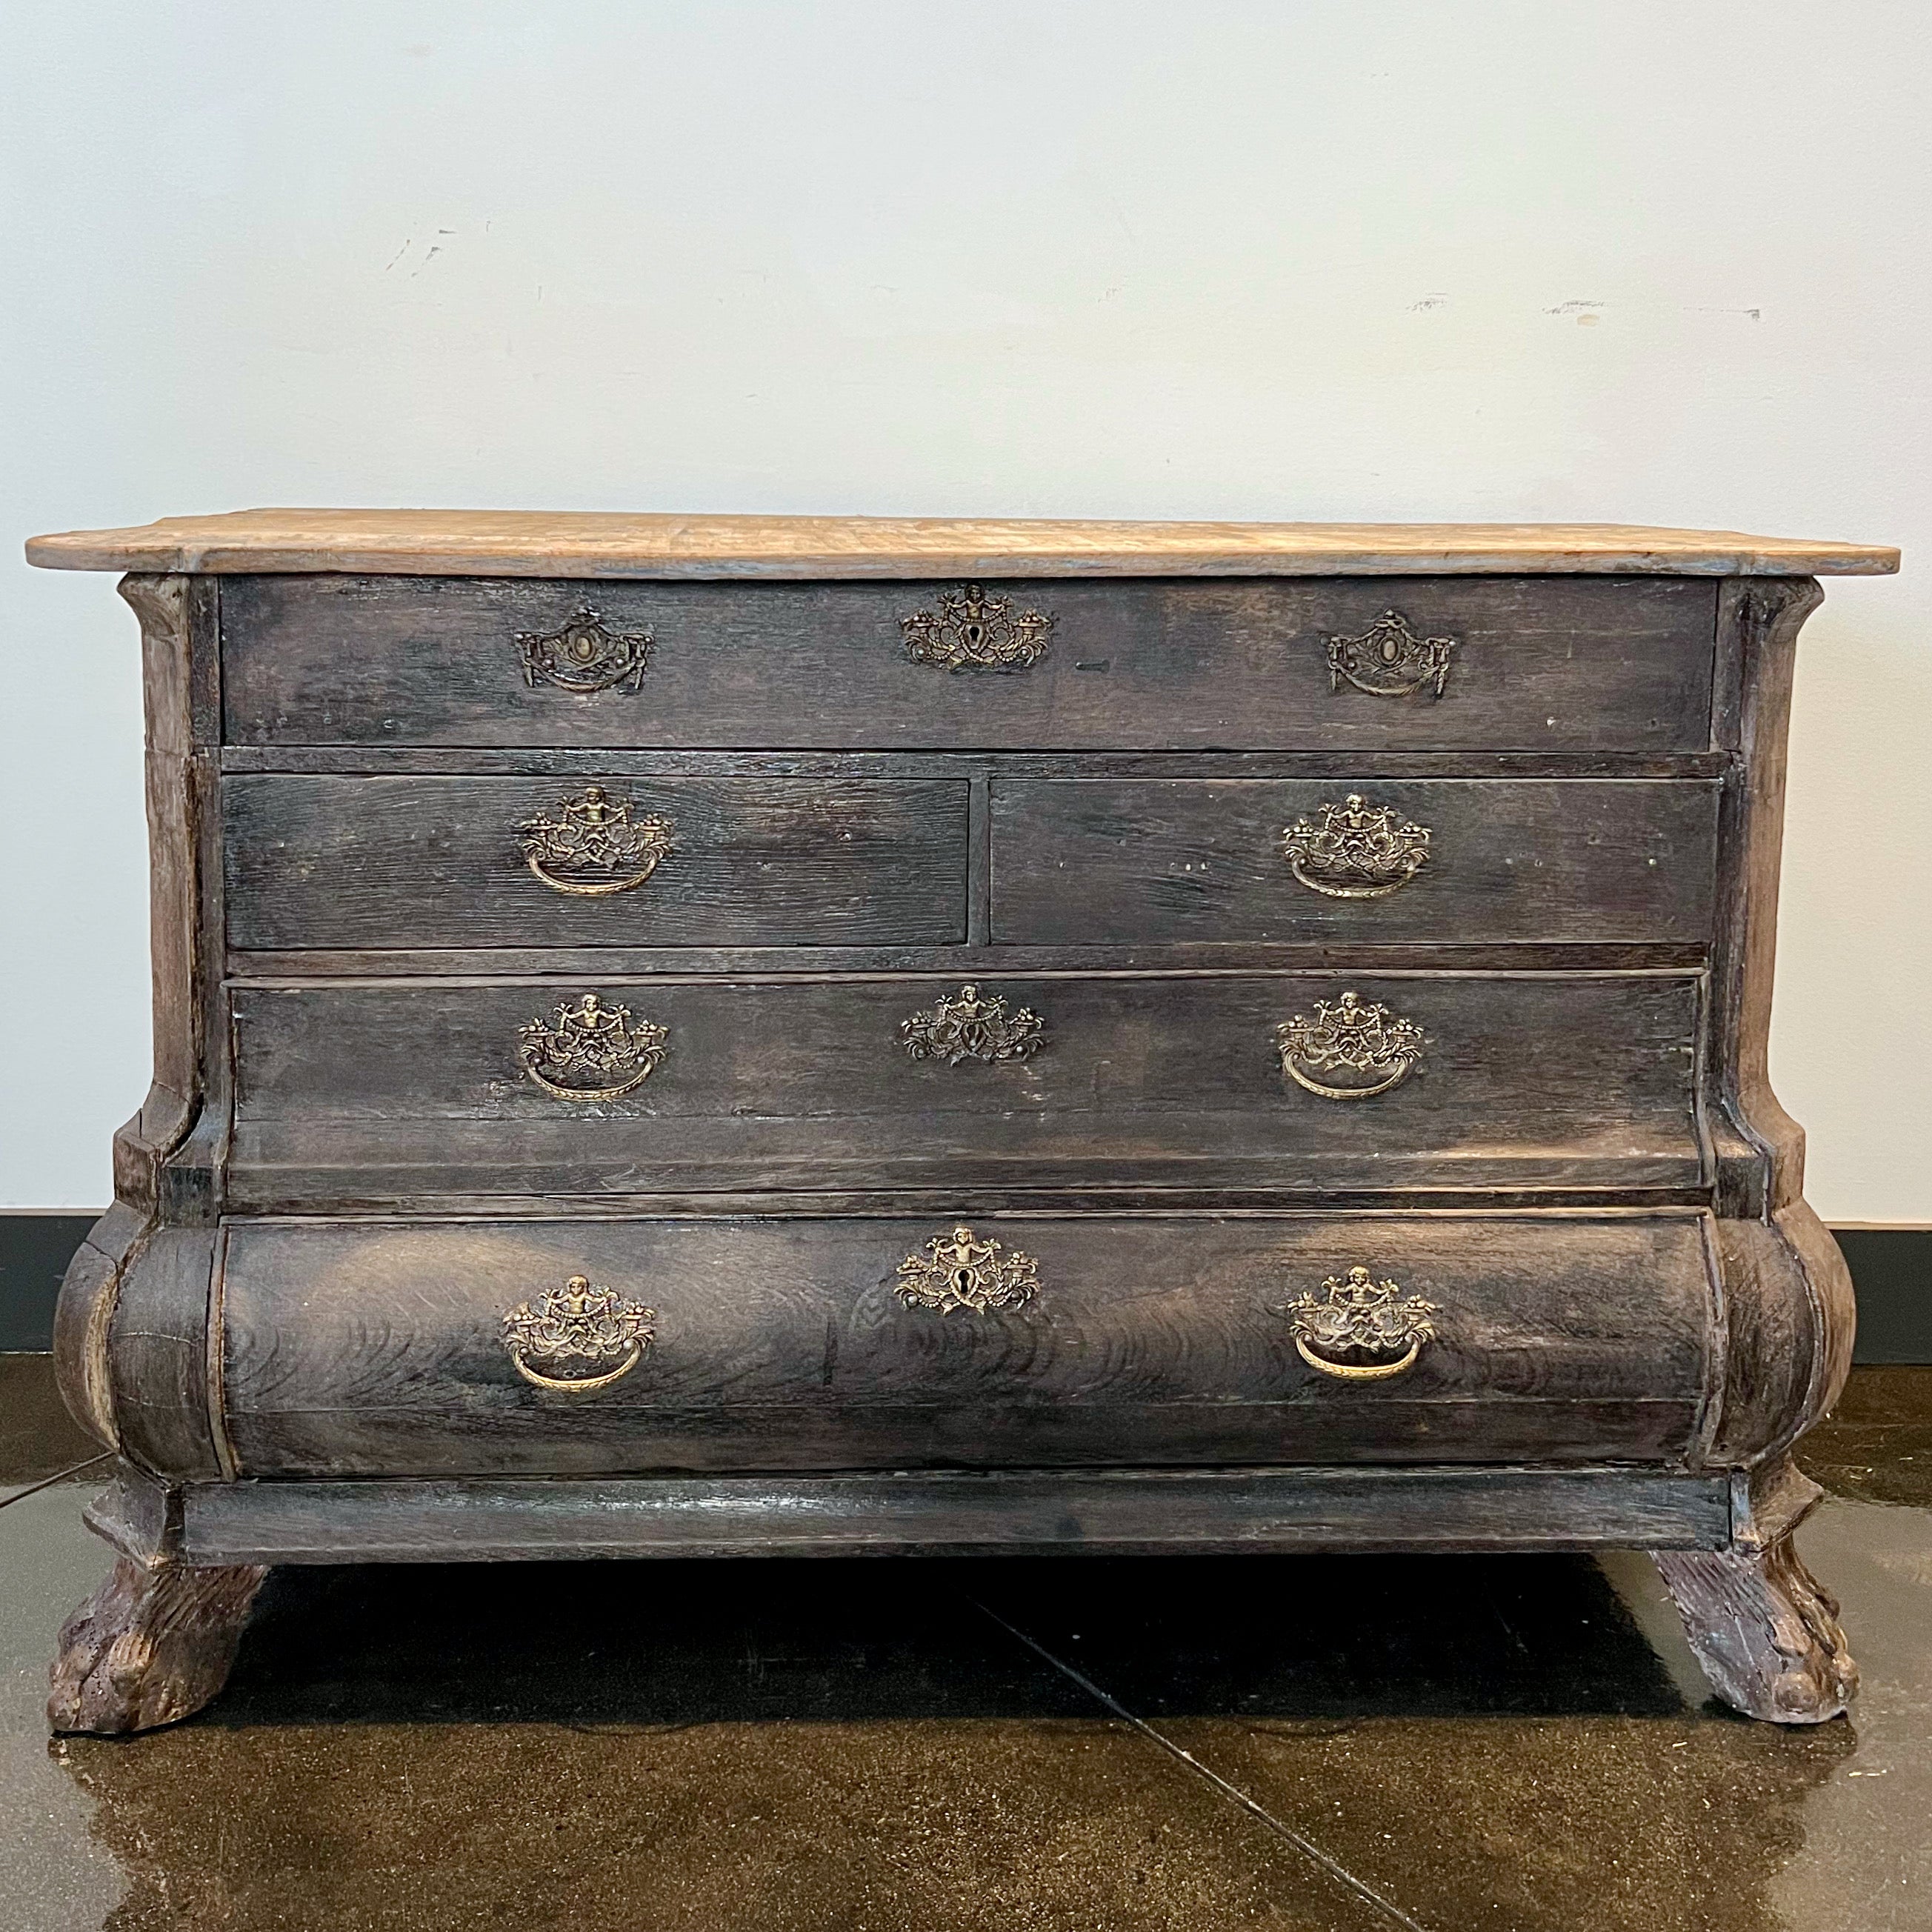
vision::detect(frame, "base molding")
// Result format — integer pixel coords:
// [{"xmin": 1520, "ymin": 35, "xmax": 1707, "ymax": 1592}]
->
[{"xmin": 87, "ymin": 1459, "xmax": 1734, "ymax": 1566}]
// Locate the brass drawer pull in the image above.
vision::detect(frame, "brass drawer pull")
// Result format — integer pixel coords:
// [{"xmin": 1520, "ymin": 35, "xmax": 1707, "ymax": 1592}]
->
[
  {"xmin": 519, "ymin": 787, "xmax": 676, "ymax": 896},
  {"xmin": 516, "ymin": 604, "xmax": 654, "ymax": 693},
  {"xmin": 518, "ymin": 993, "xmax": 667, "ymax": 1100},
  {"xmin": 1325, "ymin": 610, "xmax": 1456, "ymax": 699},
  {"xmin": 899, "ymin": 984, "xmax": 1046, "ymax": 1064},
  {"xmin": 503, "ymin": 1276, "xmax": 656, "ymax": 1393},
  {"xmin": 1282, "ymin": 1266, "xmax": 1439, "ymax": 1381},
  {"xmin": 895, "ymin": 1225, "xmax": 1040, "ymax": 1313},
  {"xmin": 902, "ymin": 584, "xmax": 1055, "ymax": 671},
  {"xmin": 1280, "ymin": 794, "xmax": 1430, "ymax": 899},
  {"xmin": 1275, "ymin": 991, "xmax": 1425, "ymax": 1099}
]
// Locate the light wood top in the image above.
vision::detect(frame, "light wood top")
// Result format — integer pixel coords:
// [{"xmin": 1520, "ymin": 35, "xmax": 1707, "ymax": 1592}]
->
[{"xmin": 24, "ymin": 510, "xmax": 1898, "ymax": 578}]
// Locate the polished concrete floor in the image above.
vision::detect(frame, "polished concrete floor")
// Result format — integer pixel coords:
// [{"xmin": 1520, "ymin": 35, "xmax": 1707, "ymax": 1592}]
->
[{"xmin": 2, "ymin": 1355, "xmax": 1928, "ymax": 1931}]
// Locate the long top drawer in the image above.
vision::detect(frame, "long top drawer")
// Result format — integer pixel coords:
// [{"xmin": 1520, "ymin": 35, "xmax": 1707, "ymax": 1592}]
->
[{"xmin": 220, "ymin": 574, "xmax": 1717, "ymax": 751}]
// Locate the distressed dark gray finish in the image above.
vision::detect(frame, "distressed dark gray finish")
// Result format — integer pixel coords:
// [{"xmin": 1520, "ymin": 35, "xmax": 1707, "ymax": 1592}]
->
[
  {"xmin": 225, "ymin": 774, "xmax": 970, "ymax": 949},
  {"xmin": 216, "ymin": 1214, "xmax": 1716, "ymax": 1478},
  {"xmin": 37, "ymin": 536, "xmax": 1874, "ymax": 1729},
  {"xmin": 225, "ymin": 971, "xmax": 1702, "ymax": 1200},
  {"xmin": 992, "ymin": 778, "xmax": 1720, "ymax": 945},
  {"xmin": 229, "ymin": 941, "xmax": 1712, "ymax": 980},
  {"xmin": 220, "ymin": 574, "xmax": 1718, "ymax": 751},
  {"xmin": 84, "ymin": 1462, "xmax": 1736, "ymax": 1566}
]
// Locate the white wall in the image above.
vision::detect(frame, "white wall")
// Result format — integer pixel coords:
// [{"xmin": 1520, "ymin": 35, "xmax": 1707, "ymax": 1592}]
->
[{"xmin": 3, "ymin": 0, "xmax": 1927, "ymax": 1216}]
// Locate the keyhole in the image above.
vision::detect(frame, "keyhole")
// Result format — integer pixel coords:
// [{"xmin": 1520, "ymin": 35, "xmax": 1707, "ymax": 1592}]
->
[
  {"xmin": 951, "ymin": 1268, "xmax": 975, "ymax": 1295},
  {"xmin": 960, "ymin": 622, "xmax": 985, "ymax": 647}
]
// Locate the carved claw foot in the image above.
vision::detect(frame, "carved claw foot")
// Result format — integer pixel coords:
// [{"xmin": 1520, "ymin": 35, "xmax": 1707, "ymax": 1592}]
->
[
  {"xmin": 1653, "ymin": 1536, "xmax": 1857, "ymax": 1724},
  {"xmin": 48, "ymin": 1557, "xmax": 269, "ymax": 1735}
]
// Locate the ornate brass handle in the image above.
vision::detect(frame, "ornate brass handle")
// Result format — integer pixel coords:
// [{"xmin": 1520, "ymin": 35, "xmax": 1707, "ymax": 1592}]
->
[
  {"xmin": 1325, "ymin": 610, "xmax": 1456, "ymax": 699},
  {"xmin": 1275, "ymin": 991, "xmax": 1425, "ymax": 1100},
  {"xmin": 518, "ymin": 993, "xmax": 667, "ymax": 1101},
  {"xmin": 901, "ymin": 584, "xmax": 1055, "ymax": 671},
  {"xmin": 503, "ymin": 1276, "xmax": 656, "ymax": 1393},
  {"xmin": 894, "ymin": 1225, "xmax": 1041, "ymax": 1313},
  {"xmin": 1282, "ymin": 1266, "xmax": 1439, "ymax": 1381},
  {"xmin": 899, "ymin": 985, "xmax": 1046, "ymax": 1064},
  {"xmin": 519, "ymin": 786, "xmax": 676, "ymax": 896},
  {"xmin": 1279, "ymin": 795, "xmax": 1430, "ymax": 899},
  {"xmin": 516, "ymin": 604, "xmax": 654, "ymax": 693}
]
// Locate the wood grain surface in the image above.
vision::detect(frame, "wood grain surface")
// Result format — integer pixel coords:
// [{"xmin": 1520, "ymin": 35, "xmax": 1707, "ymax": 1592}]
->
[
  {"xmin": 215, "ymin": 1213, "xmax": 1716, "ymax": 1478},
  {"xmin": 159, "ymin": 1465, "xmax": 1733, "ymax": 1564},
  {"xmin": 993, "ymin": 776, "xmax": 1719, "ymax": 945},
  {"xmin": 225, "ymin": 774, "xmax": 969, "ymax": 948},
  {"xmin": 25, "ymin": 510, "xmax": 1899, "ymax": 576},
  {"xmin": 217, "ymin": 574, "xmax": 1718, "ymax": 752},
  {"xmin": 224, "ymin": 970, "xmax": 1703, "ymax": 1201}
]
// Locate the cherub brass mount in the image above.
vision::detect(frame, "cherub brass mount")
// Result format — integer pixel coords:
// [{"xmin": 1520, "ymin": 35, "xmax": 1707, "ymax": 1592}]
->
[
  {"xmin": 517, "ymin": 993, "xmax": 668, "ymax": 1101},
  {"xmin": 519, "ymin": 786, "xmax": 676, "ymax": 896},
  {"xmin": 901, "ymin": 584, "xmax": 1056, "ymax": 671},
  {"xmin": 1325, "ymin": 610, "xmax": 1456, "ymax": 699},
  {"xmin": 502, "ymin": 1276, "xmax": 657, "ymax": 1393},
  {"xmin": 1275, "ymin": 991, "xmax": 1425, "ymax": 1099},
  {"xmin": 894, "ymin": 1226, "xmax": 1041, "ymax": 1314},
  {"xmin": 899, "ymin": 984, "xmax": 1047, "ymax": 1065},
  {"xmin": 1280, "ymin": 1266, "xmax": 1439, "ymax": 1380},
  {"xmin": 1280, "ymin": 794, "xmax": 1432, "ymax": 899},
  {"xmin": 516, "ymin": 604, "xmax": 655, "ymax": 693}
]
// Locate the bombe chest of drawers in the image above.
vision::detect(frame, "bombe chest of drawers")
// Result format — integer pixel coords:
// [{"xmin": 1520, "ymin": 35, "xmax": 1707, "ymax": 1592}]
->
[{"xmin": 27, "ymin": 510, "xmax": 1897, "ymax": 1731}]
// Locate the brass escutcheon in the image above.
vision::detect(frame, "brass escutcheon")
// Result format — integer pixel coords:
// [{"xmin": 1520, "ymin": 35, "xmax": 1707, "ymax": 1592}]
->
[
  {"xmin": 901, "ymin": 584, "xmax": 1055, "ymax": 671},
  {"xmin": 899, "ymin": 984, "xmax": 1046, "ymax": 1065},
  {"xmin": 1325, "ymin": 610, "xmax": 1457, "ymax": 699},
  {"xmin": 893, "ymin": 1225, "xmax": 1041, "ymax": 1314},
  {"xmin": 515, "ymin": 604, "xmax": 654, "ymax": 693}
]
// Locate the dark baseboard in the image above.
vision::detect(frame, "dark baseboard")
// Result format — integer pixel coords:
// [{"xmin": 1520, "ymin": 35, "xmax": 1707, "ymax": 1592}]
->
[
  {"xmin": 1830, "ymin": 1230, "xmax": 1932, "ymax": 1364},
  {"xmin": 0, "ymin": 1215, "xmax": 100, "ymax": 1352},
  {"xmin": 1, "ymin": 1213, "xmax": 1927, "ymax": 1362}
]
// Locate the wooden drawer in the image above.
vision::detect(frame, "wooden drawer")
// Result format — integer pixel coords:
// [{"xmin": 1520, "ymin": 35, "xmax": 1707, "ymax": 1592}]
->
[
  {"xmin": 224, "ymin": 775, "xmax": 969, "ymax": 950},
  {"xmin": 220, "ymin": 575, "xmax": 1716, "ymax": 751},
  {"xmin": 216, "ymin": 1213, "xmax": 1718, "ymax": 1476},
  {"xmin": 993, "ymin": 778, "xmax": 1720, "ymax": 945},
  {"xmin": 226, "ymin": 971, "xmax": 1702, "ymax": 1201}
]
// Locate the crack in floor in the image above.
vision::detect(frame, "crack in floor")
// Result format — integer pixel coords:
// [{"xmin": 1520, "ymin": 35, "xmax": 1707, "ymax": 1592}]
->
[
  {"xmin": 0, "ymin": 1452, "xmax": 111, "ymax": 1513},
  {"xmin": 972, "ymin": 1596, "xmax": 1433, "ymax": 1932}
]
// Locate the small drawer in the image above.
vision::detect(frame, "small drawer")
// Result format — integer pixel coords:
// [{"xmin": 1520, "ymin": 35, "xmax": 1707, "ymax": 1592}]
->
[
  {"xmin": 224, "ymin": 775, "xmax": 969, "ymax": 950},
  {"xmin": 216, "ymin": 1212, "xmax": 1718, "ymax": 1476},
  {"xmin": 219, "ymin": 574, "xmax": 1716, "ymax": 752},
  {"xmin": 993, "ymin": 777, "xmax": 1720, "ymax": 945},
  {"xmin": 225, "ymin": 971, "xmax": 1702, "ymax": 1202}
]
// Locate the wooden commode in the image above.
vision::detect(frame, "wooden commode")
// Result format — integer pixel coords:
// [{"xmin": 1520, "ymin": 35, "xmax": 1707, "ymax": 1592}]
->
[{"xmin": 24, "ymin": 510, "xmax": 1898, "ymax": 1731}]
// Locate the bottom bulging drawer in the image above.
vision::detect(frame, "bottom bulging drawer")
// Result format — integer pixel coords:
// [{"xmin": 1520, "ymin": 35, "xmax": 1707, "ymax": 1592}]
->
[{"xmin": 218, "ymin": 1213, "xmax": 1716, "ymax": 1478}]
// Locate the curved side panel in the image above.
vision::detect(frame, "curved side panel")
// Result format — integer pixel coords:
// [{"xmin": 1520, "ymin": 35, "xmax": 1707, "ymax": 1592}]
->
[
  {"xmin": 1708, "ymin": 578, "xmax": 1824, "ymax": 1216},
  {"xmin": 107, "ymin": 1228, "xmax": 224, "ymax": 1482},
  {"xmin": 1776, "ymin": 1199, "xmax": 1856, "ymax": 1428},
  {"xmin": 1705, "ymin": 1203, "xmax": 1853, "ymax": 1468},
  {"xmin": 51, "ymin": 1201, "xmax": 150, "ymax": 1450}
]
